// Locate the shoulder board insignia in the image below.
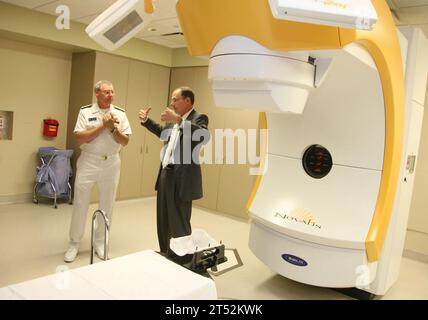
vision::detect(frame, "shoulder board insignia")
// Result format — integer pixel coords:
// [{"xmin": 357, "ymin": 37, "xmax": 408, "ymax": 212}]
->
[
  {"xmin": 80, "ymin": 104, "xmax": 92, "ymax": 109},
  {"xmin": 114, "ymin": 106, "xmax": 125, "ymax": 112}
]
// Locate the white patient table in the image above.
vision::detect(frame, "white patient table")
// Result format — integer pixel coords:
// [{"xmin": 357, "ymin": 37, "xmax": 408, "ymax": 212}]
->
[{"xmin": 0, "ymin": 250, "xmax": 217, "ymax": 300}]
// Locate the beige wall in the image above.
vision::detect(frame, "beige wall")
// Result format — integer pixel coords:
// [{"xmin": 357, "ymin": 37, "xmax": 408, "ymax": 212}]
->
[
  {"xmin": 0, "ymin": 38, "xmax": 71, "ymax": 202},
  {"xmin": 171, "ymin": 48, "xmax": 208, "ymax": 67}
]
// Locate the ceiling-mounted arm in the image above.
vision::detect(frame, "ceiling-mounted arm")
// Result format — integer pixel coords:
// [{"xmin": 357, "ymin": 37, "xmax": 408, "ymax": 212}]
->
[{"xmin": 85, "ymin": 0, "xmax": 155, "ymax": 51}]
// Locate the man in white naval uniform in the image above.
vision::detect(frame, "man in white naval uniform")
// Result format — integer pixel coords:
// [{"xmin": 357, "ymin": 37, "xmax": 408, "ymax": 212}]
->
[{"xmin": 64, "ymin": 80, "xmax": 131, "ymax": 263}]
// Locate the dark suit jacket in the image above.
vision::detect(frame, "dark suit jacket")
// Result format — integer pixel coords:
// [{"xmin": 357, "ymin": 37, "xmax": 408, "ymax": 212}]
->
[{"xmin": 141, "ymin": 109, "xmax": 209, "ymax": 201}]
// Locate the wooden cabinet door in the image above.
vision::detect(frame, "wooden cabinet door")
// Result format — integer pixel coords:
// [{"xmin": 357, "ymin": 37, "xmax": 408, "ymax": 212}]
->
[
  {"xmin": 141, "ymin": 64, "xmax": 171, "ymax": 196},
  {"xmin": 118, "ymin": 60, "xmax": 150, "ymax": 199}
]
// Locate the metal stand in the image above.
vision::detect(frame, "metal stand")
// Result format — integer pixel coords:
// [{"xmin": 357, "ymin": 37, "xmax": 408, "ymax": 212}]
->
[
  {"xmin": 90, "ymin": 209, "xmax": 110, "ymax": 264},
  {"xmin": 68, "ymin": 182, "xmax": 73, "ymax": 205},
  {"xmin": 180, "ymin": 244, "xmax": 227, "ymax": 276}
]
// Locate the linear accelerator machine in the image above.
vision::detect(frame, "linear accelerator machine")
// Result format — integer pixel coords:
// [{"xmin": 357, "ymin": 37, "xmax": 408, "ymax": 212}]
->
[
  {"xmin": 175, "ymin": 0, "xmax": 428, "ymax": 296},
  {"xmin": 84, "ymin": 0, "xmax": 428, "ymax": 296}
]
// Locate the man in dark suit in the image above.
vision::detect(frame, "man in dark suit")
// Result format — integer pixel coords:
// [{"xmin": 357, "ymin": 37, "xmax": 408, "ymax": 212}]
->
[{"xmin": 138, "ymin": 86, "xmax": 210, "ymax": 258}]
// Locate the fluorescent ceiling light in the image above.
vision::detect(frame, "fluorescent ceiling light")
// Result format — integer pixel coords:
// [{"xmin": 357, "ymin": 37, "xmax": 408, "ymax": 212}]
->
[
  {"xmin": 269, "ymin": 0, "xmax": 378, "ymax": 30},
  {"xmin": 85, "ymin": 0, "xmax": 154, "ymax": 51}
]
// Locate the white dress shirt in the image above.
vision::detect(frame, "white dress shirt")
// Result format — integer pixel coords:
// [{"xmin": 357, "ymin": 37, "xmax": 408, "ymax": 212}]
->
[{"xmin": 162, "ymin": 108, "xmax": 194, "ymax": 168}]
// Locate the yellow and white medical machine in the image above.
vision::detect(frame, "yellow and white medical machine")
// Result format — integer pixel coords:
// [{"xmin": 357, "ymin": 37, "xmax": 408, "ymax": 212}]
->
[{"xmin": 176, "ymin": 0, "xmax": 428, "ymax": 295}]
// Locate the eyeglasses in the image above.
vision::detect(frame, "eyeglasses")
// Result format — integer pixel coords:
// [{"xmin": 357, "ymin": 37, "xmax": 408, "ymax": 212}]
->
[{"xmin": 99, "ymin": 90, "xmax": 115, "ymax": 95}]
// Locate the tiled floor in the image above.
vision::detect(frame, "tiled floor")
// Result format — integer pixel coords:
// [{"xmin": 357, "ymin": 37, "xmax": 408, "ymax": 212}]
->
[{"xmin": 0, "ymin": 197, "xmax": 427, "ymax": 300}]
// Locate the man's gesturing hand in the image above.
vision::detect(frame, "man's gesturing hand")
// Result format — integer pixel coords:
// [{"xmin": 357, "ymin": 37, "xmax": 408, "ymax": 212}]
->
[
  {"xmin": 161, "ymin": 108, "xmax": 182, "ymax": 124},
  {"xmin": 138, "ymin": 107, "xmax": 152, "ymax": 123}
]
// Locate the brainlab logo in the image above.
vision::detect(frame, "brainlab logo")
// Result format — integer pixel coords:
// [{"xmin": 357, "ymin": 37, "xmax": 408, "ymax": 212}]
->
[{"xmin": 274, "ymin": 208, "xmax": 321, "ymax": 229}]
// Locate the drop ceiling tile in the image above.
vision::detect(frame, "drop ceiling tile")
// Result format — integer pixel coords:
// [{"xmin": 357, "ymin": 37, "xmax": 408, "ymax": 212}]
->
[
  {"xmin": 418, "ymin": 23, "xmax": 428, "ymax": 38},
  {"xmin": 74, "ymin": 13, "xmax": 100, "ymax": 25},
  {"xmin": 152, "ymin": 0, "xmax": 177, "ymax": 19},
  {"xmin": 141, "ymin": 35, "xmax": 185, "ymax": 48},
  {"xmin": 161, "ymin": 33, "xmax": 186, "ymax": 45},
  {"xmin": 136, "ymin": 17, "xmax": 181, "ymax": 37},
  {"xmin": 0, "ymin": 0, "xmax": 55, "ymax": 8},
  {"xmin": 398, "ymin": 6, "xmax": 428, "ymax": 24},
  {"xmin": 34, "ymin": 0, "xmax": 117, "ymax": 19},
  {"xmin": 393, "ymin": 0, "xmax": 428, "ymax": 8}
]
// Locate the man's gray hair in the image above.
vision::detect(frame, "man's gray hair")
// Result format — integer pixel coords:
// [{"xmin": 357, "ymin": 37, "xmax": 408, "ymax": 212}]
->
[{"xmin": 94, "ymin": 80, "xmax": 113, "ymax": 93}]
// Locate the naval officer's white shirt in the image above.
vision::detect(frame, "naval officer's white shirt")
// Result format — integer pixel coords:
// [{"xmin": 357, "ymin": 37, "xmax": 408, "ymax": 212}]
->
[{"xmin": 74, "ymin": 103, "xmax": 132, "ymax": 156}]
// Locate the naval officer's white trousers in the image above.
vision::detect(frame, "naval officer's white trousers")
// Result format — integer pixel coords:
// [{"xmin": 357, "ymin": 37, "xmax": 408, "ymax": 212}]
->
[{"xmin": 69, "ymin": 151, "xmax": 120, "ymax": 247}]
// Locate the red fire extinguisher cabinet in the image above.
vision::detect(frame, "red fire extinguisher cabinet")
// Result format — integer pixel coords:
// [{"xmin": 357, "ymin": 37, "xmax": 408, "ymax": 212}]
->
[{"xmin": 43, "ymin": 119, "xmax": 59, "ymax": 137}]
